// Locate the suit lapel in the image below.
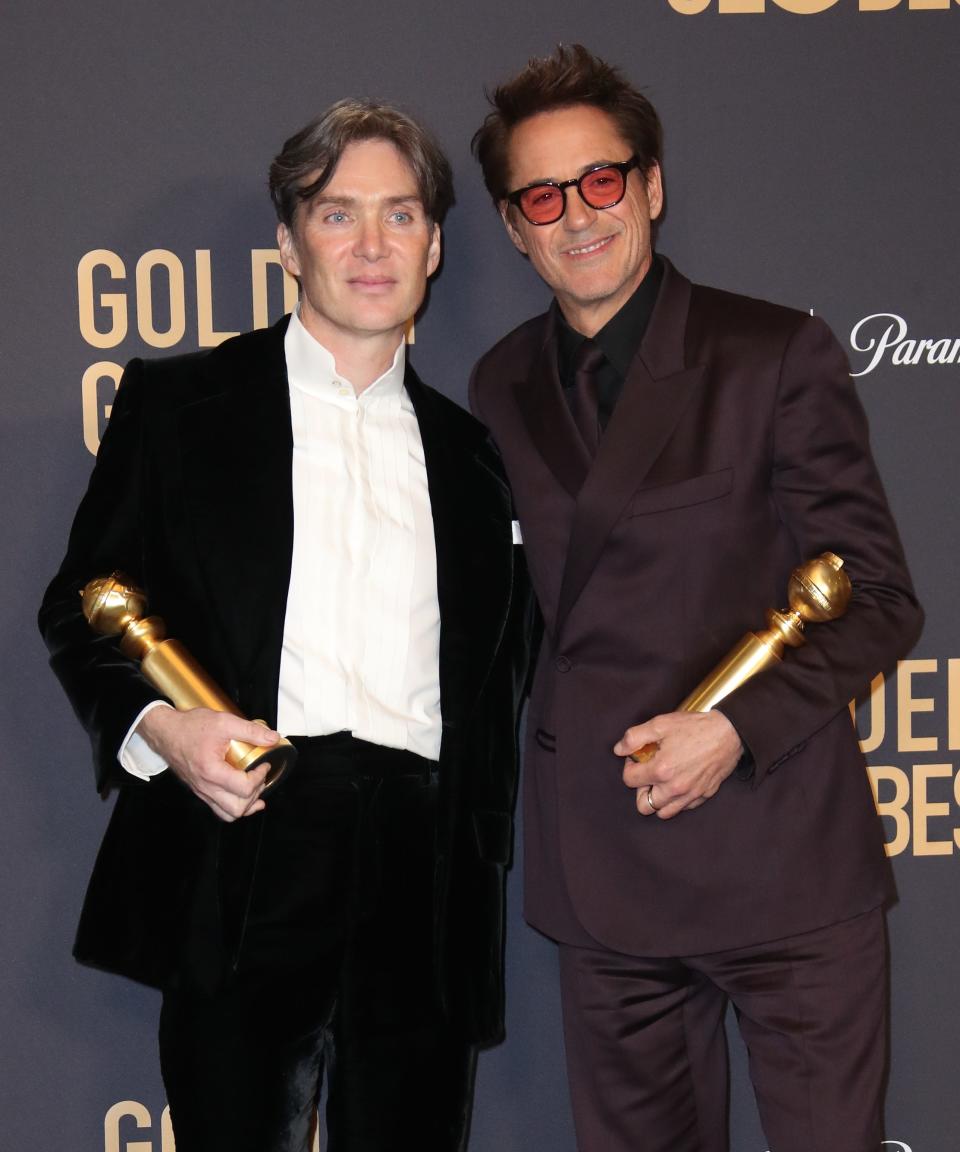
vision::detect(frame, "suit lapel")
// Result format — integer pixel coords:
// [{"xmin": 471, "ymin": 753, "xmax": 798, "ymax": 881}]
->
[
  {"xmin": 407, "ymin": 369, "xmax": 514, "ymax": 732},
  {"xmin": 512, "ymin": 305, "xmax": 592, "ymax": 498},
  {"xmin": 176, "ymin": 317, "xmax": 294, "ymax": 693},
  {"xmin": 555, "ymin": 261, "xmax": 704, "ymax": 633}
]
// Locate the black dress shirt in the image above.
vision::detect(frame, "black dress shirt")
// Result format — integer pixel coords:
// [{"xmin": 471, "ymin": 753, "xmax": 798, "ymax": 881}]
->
[{"xmin": 556, "ymin": 255, "xmax": 664, "ymax": 432}]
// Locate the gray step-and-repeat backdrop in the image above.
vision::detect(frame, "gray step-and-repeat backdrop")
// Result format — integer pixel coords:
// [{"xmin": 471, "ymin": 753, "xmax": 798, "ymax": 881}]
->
[{"xmin": 3, "ymin": 3, "xmax": 957, "ymax": 1149}]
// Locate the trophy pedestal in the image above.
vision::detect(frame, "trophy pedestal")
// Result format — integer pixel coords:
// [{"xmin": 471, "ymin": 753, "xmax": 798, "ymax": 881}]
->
[
  {"xmin": 679, "ymin": 631, "xmax": 784, "ymax": 713},
  {"xmin": 83, "ymin": 574, "xmax": 296, "ymax": 788}
]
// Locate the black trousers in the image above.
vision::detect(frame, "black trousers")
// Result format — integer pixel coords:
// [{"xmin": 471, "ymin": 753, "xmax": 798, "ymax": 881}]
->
[{"xmin": 159, "ymin": 734, "xmax": 476, "ymax": 1152}]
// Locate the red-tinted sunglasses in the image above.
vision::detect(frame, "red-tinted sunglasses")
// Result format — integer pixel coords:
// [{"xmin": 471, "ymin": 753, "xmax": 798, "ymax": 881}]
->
[{"xmin": 506, "ymin": 157, "xmax": 640, "ymax": 225}]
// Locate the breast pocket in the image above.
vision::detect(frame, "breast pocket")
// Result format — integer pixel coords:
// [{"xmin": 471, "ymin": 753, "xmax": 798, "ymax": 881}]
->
[{"xmin": 627, "ymin": 467, "xmax": 733, "ymax": 517}]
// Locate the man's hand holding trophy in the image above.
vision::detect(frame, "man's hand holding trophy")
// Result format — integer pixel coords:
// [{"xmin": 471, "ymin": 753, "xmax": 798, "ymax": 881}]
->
[
  {"xmin": 617, "ymin": 553, "xmax": 852, "ymax": 820},
  {"xmin": 81, "ymin": 573, "xmax": 296, "ymax": 816}
]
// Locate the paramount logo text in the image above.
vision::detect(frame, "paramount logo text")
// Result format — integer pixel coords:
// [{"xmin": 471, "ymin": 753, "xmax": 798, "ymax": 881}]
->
[{"xmin": 849, "ymin": 313, "xmax": 960, "ymax": 377}]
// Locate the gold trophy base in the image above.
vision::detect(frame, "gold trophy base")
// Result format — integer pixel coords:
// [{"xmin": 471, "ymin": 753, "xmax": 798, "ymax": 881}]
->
[{"xmin": 228, "ymin": 723, "xmax": 296, "ymax": 788}]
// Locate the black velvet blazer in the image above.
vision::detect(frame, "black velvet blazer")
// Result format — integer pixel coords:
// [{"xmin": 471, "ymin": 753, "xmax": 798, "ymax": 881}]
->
[{"xmin": 39, "ymin": 316, "xmax": 531, "ymax": 1045}]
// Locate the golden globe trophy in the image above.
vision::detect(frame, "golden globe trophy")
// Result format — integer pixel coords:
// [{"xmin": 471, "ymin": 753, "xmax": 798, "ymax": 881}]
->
[
  {"xmin": 631, "ymin": 552, "xmax": 852, "ymax": 763},
  {"xmin": 81, "ymin": 572, "xmax": 295, "ymax": 787}
]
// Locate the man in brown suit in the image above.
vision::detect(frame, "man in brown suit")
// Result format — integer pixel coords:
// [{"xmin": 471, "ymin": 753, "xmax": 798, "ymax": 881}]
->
[{"xmin": 470, "ymin": 45, "xmax": 922, "ymax": 1152}]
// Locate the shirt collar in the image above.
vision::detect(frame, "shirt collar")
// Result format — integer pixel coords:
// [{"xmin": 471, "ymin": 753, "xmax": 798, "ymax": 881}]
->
[{"xmin": 284, "ymin": 307, "xmax": 407, "ymax": 402}]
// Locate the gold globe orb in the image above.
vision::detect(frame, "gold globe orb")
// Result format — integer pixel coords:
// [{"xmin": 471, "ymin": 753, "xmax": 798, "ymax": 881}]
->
[
  {"xmin": 787, "ymin": 552, "xmax": 852, "ymax": 624},
  {"xmin": 81, "ymin": 573, "xmax": 148, "ymax": 637}
]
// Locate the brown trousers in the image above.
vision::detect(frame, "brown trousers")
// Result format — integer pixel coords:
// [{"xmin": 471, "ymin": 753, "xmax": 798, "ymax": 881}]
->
[{"xmin": 558, "ymin": 908, "xmax": 887, "ymax": 1152}]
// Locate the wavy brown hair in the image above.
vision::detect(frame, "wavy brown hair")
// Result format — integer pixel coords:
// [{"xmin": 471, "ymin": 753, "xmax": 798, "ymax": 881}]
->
[
  {"xmin": 270, "ymin": 99, "xmax": 454, "ymax": 227},
  {"xmin": 472, "ymin": 44, "xmax": 663, "ymax": 204}
]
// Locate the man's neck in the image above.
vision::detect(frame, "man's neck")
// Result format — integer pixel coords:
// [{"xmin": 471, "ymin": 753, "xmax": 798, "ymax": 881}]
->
[
  {"xmin": 331, "ymin": 339, "xmax": 404, "ymax": 393},
  {"xmin": 556, "ymin": 257, "xmax": 655, "ymax": 338},
  {"xmin": 296, "ymin": 311, "xmax": 405, "ymax": 393}
]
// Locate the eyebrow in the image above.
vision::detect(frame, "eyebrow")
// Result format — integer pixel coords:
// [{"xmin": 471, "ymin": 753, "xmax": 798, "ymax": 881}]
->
[
  {"xmin": 522, "ymin": 158, "xmax": 629, "ymax": 185},
  {"xmin": 310, "ymin": 192, "xmax": 424, "ymax": 208}
]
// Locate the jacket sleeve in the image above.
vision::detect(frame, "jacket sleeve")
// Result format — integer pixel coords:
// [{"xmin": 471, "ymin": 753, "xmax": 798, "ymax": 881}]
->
[
  {"xmin": 718, "ymin": 314, "xmax": 923, "ymax": 780},
  {"xmin": 38, "ymin": 359, "xmax": 163, "ymax": 792}
]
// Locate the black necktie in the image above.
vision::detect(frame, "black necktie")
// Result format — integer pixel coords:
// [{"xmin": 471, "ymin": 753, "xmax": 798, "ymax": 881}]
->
[{"xmin": 570, "ymin": 339, "xmax": 605, "ymax": 454}]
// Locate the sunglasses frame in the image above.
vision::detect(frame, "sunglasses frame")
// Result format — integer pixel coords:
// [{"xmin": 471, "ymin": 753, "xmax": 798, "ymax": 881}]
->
[{"xmin": 505, "ymin": 157, "xmax": 641, "ymax": 226}]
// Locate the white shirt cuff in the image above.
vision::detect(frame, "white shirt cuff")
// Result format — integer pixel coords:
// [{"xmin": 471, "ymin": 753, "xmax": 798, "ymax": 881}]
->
[{"xmin": 119, "ymin": 700, "xmax": 173, "ymax": 779}]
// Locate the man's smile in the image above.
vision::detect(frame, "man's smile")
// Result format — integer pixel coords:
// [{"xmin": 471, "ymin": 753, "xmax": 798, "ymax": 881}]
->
[{"xmin": 563, "ymin": 235, "xmax": 615, "ymax": 259}]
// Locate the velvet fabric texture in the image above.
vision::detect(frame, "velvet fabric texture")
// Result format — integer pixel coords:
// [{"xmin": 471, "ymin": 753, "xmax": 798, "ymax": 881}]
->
[
  {"xmin": 159, "ymin": 735, "xmax": 477, "ymax": 1152},
  {"xmin": 39, "ymin": 317, "xmax": 533, "ymax": 1057}
]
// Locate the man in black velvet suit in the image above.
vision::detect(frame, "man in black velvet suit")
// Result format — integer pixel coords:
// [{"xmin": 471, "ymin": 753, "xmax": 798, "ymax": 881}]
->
[{"xmin": 39, "ymin": 101, "xmax": 529, "ymax": 1152}]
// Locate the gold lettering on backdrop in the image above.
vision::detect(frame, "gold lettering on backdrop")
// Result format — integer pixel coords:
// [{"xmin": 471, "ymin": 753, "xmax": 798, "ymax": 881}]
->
[
  {"xmin": 849, "ymin": 672, "xmax": 885, "ymax": 752},
  {"xmin": 852, "ymin": 660, "xmax": 960, "ymax": 855},
  {"xmin": 135, "ymin": 250, "xmax": 187, "ymax": 348},
  {"xmin": 196, "ymin": 250, "xmax": 241, "ymax": 346},
  {"xmin": 78, "ymin": 249, "xmax": 128, "ymax": 348},
  {"xmin": 161, "ymin": 1107, "xmax": 174, "ymax": 1150},
  {"xmin": 896, "ymin": 658, "xmax": 938, "ymax": 752},
  {"xmin": 868, "ymin": 766, "xmax": 911, "ymax": 856},
  {"xmin": 912, "ymin": 764, "xmax": 954, "ymax": 855},
  {"xmin": 104, "ymin": 1101, "xmax": 174, "ymax": 1152},
  {"xmin": 955, "ymin": 771, "xmax": 960, "ymax": 850},
  {"xmin": 949, "ymin": 659, "xmax": 960, "ymax": 750},
  {"xmin": 78, "ymin": 248, "xmax": 415, "ymax": 452},
  {"xmin": 867, "ymin": 764, "xmax": 960, "ymax": 857},
  {"xmin": 251, "ymin": 248, "xmax": 299, "ymax": 331},
  {"xmin": 669, "ymin": 0, "xmax": 958, "ymax": 11},
  {"xmin": 81, "ymin": 361, "xmax": 122, "ymax": 456},
  {"xmin": 774, "ymin": 0, "xmax": 840, "ymax": 11},
  {"xmin": 104, "ymin": 1100, "xmax": 150, "ymax": 1152}
]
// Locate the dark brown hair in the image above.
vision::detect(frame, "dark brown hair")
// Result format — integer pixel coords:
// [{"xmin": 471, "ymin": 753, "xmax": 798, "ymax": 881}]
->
[
  {"xmin": 472, "ymin": 44, "xmax": 663, "ymax": 203},
  {"xmin": 269, "ymin": 98, "xmax": 454, "ymax": 227}
]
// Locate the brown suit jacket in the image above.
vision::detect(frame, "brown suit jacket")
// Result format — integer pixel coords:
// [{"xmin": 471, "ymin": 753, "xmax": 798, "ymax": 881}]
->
[{"xmin": 470, "ymin": 258, "xmax": 922, "ymax": 957}]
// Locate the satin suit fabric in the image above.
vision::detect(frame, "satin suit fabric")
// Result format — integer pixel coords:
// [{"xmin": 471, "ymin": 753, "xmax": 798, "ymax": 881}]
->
[{"xmin": 470, "ymin": 257, "xmax": 921, "ymax": 958}]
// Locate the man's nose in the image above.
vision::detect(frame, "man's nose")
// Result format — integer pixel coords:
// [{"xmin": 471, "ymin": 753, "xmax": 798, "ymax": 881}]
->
[
  {"xmin": 354, "ymin": 217, "xmax": 388, "ymax": 260},
  {"xmin": 562, "ymin": 187, "xmax": 598, "ymax": 231}
]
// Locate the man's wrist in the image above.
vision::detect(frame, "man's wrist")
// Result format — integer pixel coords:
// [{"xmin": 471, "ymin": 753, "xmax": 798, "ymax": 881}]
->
[
  {"xmin": 119, "ymin": 701, "xmax": 173, "ymax": 779},
  {"xmin": 716, "ymin": 708, "xmax": 754, "ymax": 780}
]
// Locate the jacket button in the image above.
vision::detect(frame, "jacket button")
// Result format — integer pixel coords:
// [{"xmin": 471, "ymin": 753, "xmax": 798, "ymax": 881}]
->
[{"xmin": 556, "ymin": 656, "xmax": 571, "ymax": 673}]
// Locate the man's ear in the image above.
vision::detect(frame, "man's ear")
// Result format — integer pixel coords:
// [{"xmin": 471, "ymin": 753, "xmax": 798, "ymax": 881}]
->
[
  {"xmin": 498, "ymin": 202, "xmax": 528, "ymax": 256},
  {"xmin": 277, "ymin": 221, "xmax": 301, "ymax": 279},
  {"xmin": 645, "ymin": 163, "xmax": 664, "ymax": 223},
  {"xmin": 426, "ymin": 222, "xmax": 442, "ymax": 277}
]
